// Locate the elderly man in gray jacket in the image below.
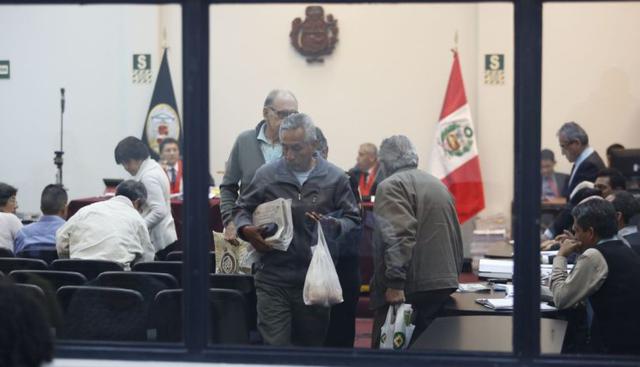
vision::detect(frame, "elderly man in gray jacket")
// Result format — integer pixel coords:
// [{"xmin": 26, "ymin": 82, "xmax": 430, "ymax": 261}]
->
[
  {"xmin": 234, "ymin": 113, "xmax": 360, "ymax": 347},
  {"xmin": 220, "ymin": 90, "xmax": 298, "ymax": 241},
  {"xmin": 370, "ymin": 135, "xmax": 463, "ymax": 348}
]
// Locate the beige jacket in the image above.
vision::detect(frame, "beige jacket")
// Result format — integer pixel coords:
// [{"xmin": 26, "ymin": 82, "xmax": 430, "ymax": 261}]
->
[{"xmin": 370, "ymin": 167, "xmax": 463, "ymax": 310}]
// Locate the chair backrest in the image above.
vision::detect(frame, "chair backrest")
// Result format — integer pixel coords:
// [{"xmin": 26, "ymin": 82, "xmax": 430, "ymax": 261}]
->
[
  {"xmin": 94, "ymin": 271, "xmax": 179, "ymax": 302},
  {"xmin": 14, "ymin": 281, "xmax": 63, "ymax": 328},
  {"xmin": 209, "ymin": 273, "xmax": 256, "ymax": 329},
  {"xmin": 151, "ymin": 288, "xmax": 249, "ymax": 344},
  {"xmin": 15, "ymin": 283, "xmax": 46, "ymax": 302},
  {"xmin": 165, "ymin": 251, "xmax": 216, "ymax": 272},
  {"xmin": 50, "ymin": 259, "xmax": 123, "ymax": 280},
  {"xmin": 16, "ymin": 246, "xmax": 59, "ymax": 264},
  {"xmin": 56, "ymin": 286, "xmax": 146, "ymax": 341},
  {"xmin": 133, "ymin": 261, "xmax": 182, "ymax": 285},
  {"xmin": 9, "ymin": 270, "xmax": 87, "ymax": 291},
  {"xmin": 0, "ymin": 247, "xmax": 15, "ymax": 258},
  {"xmin": 0, "ymin": 258, "xmax": 48, "ymax": 273},
  {"xmin": 165, "ymin": 251, "xmax": 182, "ymax": 261}
]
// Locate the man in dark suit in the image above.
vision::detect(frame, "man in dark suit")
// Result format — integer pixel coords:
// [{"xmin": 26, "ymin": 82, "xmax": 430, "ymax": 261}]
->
[
  {"xmin": 541, "ymin": 149, "xmax": 569, "ymax": 201},
  {"xmin": 608, "ymin": 190, "xmax": 640, "ymax": 253},
  {"xmin": 557, "ymin": 122, "xmax": 605, "ymax": 198},
  {"xmin": 347, "ymin": 143, "xmax": 382, "ymax": 202}
]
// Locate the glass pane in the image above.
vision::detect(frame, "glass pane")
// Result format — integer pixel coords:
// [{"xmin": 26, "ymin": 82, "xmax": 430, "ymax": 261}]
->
[
  {"xmin": 0, "ymin": 4, "xmax": 189, "ymax": 345},
  {"xmin": 542, "ymin": 2, "xmax": 640, "ymax": 357},
  {"xmin": 209, "ymin": 2, "xmax": 514, "ymax": 352}
]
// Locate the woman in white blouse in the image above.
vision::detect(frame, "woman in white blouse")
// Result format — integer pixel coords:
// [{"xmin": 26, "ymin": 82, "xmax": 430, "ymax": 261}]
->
[
  {"xmin": 114, "ymin": 137, "xmax": 177, "ymax": 259},
  {"xmin": 0, "ymin": 182, "xmax": 22, "ymax": 251}
]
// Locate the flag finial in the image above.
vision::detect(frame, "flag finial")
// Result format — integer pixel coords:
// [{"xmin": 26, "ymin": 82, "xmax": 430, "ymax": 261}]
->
[
  {"xmin": 162, "ymin": 27, "xmax": 168, "ymax": 49},
  {"xmin": 452, "ymin": 31, "xmax": 459, "ymax": 53}
]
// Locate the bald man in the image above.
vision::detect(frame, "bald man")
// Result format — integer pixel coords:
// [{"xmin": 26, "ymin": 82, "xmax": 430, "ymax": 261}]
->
[{"xmin": 347, "ymin": 143, "xmax": 382, "ymax": 202}]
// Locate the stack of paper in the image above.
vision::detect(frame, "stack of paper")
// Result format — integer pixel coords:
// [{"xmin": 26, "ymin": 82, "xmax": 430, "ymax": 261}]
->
[
  {"xmin": 475, "ymin": 298, "xmax": 557, "ymax": 311},
  {"xmin": 252, "ymin": 198, "xmax": 293, "ymax": 251},
  {"xmin": 478, "ymin": 259, "xmax": 513, "ymax": 279}
]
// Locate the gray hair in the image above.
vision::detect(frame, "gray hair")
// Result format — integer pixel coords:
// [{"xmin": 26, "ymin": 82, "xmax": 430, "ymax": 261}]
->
[
  {"xmin": 557, "ymin": 121, "xmax": 589, "ymax": 145},
  {"xmin": 279, "ymin": 113, "xmax": 317, "ymax": 143},
  {"xmin": 571, "ymin": 197, "xmax": 617, "ymax": 238},
  {"xmin": 263, "ymin": 89, "xmax": 298, "ymax": 108},
  {"xmin": 115, "ymin": 180, "xmax": 147, "ymax": 206},
  {"xmin": 379, "ymin": 135, "xmax": 419, "ymax": 176},
  {"xmin": 315, "ymin": 127, "xmax": 328, "ymax": 159}
]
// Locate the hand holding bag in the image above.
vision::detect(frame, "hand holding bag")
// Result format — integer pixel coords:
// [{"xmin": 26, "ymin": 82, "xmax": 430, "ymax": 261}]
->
[{"xmin": 303, "ymin": 224, "xmax": 343, "ymax": 307}]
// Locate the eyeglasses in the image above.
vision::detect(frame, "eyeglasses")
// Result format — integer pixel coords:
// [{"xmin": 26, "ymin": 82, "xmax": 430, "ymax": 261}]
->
[{"xmin": 268, "ymin": 107, "xmax": 297, "ymax": 119}]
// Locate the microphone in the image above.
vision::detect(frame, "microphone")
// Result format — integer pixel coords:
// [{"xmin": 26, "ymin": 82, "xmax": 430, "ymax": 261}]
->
[{"xmin": 60, "ymin": 88, "xmax": 65, "ymax": 113}]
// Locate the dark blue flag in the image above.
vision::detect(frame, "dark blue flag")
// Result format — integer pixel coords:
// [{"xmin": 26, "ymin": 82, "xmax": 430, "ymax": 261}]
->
[{"xmin": 142, "ymin": 48, "xmax": 182, "ymax": 160}]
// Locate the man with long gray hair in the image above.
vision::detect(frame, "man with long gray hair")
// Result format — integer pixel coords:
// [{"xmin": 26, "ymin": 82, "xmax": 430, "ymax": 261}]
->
[
  {"xmin": 370, "ymin": 135, "xmax": 463, "ymax": 348},
  {"xmin": 234, "ymin": 113, "xmax": 360, "ymax": 346}
]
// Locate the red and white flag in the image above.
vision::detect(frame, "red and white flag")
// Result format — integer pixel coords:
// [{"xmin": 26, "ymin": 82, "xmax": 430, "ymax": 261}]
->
[{"xmin": 428, "ymin": 51, "xmax": 485, "ymax": 224}]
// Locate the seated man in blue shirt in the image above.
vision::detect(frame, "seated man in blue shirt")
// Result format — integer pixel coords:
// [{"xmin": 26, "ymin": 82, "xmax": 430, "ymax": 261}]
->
[{"xmin": 14, "ymin": 184, "xmax": 67, "ymax": 253}]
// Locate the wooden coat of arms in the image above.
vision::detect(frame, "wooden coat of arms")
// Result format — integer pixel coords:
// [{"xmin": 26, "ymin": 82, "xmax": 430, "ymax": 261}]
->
[{"xmin": 290, "ymin": 6, "xmax": 339, "ymax": 63}]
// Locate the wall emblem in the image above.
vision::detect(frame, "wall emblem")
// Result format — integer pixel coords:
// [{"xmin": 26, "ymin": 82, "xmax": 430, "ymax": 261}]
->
[{"xmin": 290, "ymin": 6, "xmax": 338, "ymax": 63}]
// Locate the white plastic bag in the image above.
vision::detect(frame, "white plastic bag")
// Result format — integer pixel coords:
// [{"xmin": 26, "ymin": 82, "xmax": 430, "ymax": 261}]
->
[
  {"xmin": 303, "ymin": 224, "xmax": 343, "ymax": 307},
  {"xmin": 379, "ymin": 303, "xmax": 416, "ymax": 350}
]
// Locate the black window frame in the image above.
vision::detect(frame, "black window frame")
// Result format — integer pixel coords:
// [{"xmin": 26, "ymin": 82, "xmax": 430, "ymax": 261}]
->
[{"xmin": 5, "ymin": 0, "xmax": 638, "ymax": 365}]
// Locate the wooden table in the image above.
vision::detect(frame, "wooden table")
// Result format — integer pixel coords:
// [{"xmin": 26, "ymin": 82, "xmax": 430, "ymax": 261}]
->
[
  {"xmin": 411, "ymin": 316, "xmax": 567, "ymax": 353},
  {"xmin": 441, "ymin": 290, "xmax": 559, "ymax": 317}
]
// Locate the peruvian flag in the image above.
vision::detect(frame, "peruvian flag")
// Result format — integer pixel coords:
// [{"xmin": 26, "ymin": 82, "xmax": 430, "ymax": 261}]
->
[{"xmin": 428, "ymin": 51, "xmax": 485, "ymax": 224}]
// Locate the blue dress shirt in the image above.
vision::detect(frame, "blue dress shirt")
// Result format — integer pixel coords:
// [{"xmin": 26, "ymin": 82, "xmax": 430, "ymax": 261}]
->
[{"xmin": 14, "ymin": 215, "xmax": 65, "ymax": 254}]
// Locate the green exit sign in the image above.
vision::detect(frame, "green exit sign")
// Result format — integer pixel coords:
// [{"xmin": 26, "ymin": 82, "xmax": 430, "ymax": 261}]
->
[{"xmin": 0, "ymin": 61, "xmax": 9, "ymax": 79}]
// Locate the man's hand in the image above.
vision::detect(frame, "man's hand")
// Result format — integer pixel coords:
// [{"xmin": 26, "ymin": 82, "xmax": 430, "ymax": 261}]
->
[
  {"xmin": 385, "ymin": 288, "xmax": 405, "ymax": 305},
  {"xmin": 240, "ymin": 225, "xmax": 273, "ymax": 253},
  {"xmin": 305, "ymin": 211, "xmax": 340, "ymax": 235},
  {"xmin": 224, "ymin": 222, "xmax": 237, "ymax": 242},
  {"xmin": 558, "ymin": 238, "xmax": 582, "ymax": 257},
  {"xmin": 540, "ymin": 239, "xmax": 559, "ymax": 251}
]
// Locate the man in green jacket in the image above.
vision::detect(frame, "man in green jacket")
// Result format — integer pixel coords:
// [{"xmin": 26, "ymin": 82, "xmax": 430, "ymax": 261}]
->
[{"xmin": 370, "ymin": 135, "xmax": 463, "ymax": 348}]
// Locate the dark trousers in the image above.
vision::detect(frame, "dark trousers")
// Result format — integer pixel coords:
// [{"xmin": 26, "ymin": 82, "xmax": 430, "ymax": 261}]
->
[
  {"xmin": 155, "ymin": 241, "xmax": 179, "ymax": 261},
  {"xmin": 255, "ymin": 280, "xmax": 330, "ymax": 347},
  {"xmin": 324, "ymin": 254, "xmax": 361, "ymax": 347},
  {"xmin": 371, "ymin": 288, "xmax": 455, "ymax": 349}
]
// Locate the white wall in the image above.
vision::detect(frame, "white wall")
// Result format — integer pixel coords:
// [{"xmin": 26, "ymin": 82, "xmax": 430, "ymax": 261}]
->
[
  {"xmin": 542, "ymin": 3, "xmax": 640, "ymax": 174},
  {"xmin": 2, "ymin": 2, "xmax": 639, "ymax": 226},
  {"xmin": 0, "ymin": 5, "xmax": 180, "ymax": 215},
  {"xmin": 210, "ymin": 3, "xmax": 481, "ymax": 183}
]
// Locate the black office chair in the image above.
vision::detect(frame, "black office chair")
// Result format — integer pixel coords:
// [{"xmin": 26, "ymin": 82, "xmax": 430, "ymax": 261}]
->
[
  {"xmin": 94, "ymin": 271, "xmax": 179, "ymax": 314},
  {"xmin": 56, "ymin": 286, "xmax": 146, "ymax": 341},
  {"xmin": 0, "ymin": 247, "xmax": 14, "ymax": 258},
  {"xmin": 15, "ymin": 283, "xmax": 46, "ymax": 303},
  {"xmin": 151, "ymin": 288, "xmax": 249, "ymax": 344},
  {"xmin": 9, "ymin": 270, "xmax": 87, "ymax": 291},
  {"xmin": 16, "ymin": 246, "xmax": 59, "ymax": 264},
  {"xmin": 209, "ymin": 273, "xmax": 256, "ymax": 330},
  {"xmin": 165, "ymin": 251, "xmax": 182, "ymax": 261},
  {"xmin": 0, "ymin": 258, "xmax": 48, "ymax": 274},
  {"xmin": 51, "ymin": 259, "xmax": 123, "ymax": 280},
  {"xmin": 14, "ymin": 281, "xmax": 63, "ymax": 328},
  {"xmin": 133, "ymin": 261, "xmax": 182, "ymax": 285}
]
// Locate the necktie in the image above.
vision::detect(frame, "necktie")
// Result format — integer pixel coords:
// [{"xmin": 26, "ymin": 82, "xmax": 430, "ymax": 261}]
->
[{"xmin": 169, "ymin": 167, "xmax": 176, "ymax": 184}]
